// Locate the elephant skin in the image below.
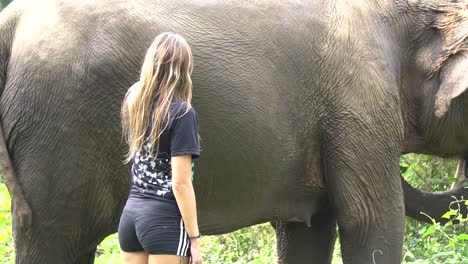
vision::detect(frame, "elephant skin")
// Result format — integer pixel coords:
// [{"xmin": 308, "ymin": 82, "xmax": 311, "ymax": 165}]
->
[{"xmin": 0, "ymin": 0, "xmax": 467, "ymax": 263}]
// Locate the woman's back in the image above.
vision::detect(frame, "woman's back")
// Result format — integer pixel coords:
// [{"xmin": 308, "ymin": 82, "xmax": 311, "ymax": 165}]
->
[{"xmin": 129, "ymin": 96, "xmax": 199, "ymax": 199}]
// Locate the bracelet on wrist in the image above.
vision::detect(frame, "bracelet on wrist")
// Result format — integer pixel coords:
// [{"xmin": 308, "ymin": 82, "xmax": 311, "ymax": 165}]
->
[{"xmin": 188, "ymin": 233, "xmax": 202, "ymax": 240}]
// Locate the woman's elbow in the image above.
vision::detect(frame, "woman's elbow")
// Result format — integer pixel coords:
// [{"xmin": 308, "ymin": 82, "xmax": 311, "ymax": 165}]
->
[{"xmin": 172, "ymin": 182, "xmax": 192, "ymax": 193}]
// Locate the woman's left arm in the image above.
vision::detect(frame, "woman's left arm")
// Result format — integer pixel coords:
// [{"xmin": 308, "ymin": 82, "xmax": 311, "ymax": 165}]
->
[
  {"xmin": 170, "ymin": 106, "xmax": 202, "ymax": 263},
  {"xmin": 171, "ymin": 154, "xmax": 200, "ymax": 238},
  {"xmin": 172, "ymin": 155, "xmax": 202, "ymax": 263}
]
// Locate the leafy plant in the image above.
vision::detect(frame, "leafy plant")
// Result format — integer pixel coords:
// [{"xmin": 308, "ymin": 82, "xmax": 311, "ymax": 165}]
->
[
  {"xmin": 201, "ymin": 223, "xmax": 276, "ymax": 264},
  {"xmin": 401, "ymin": 154, "xmax": 468, "ymax": 264},
  {"xmin": 0, "ymin": 183, "xmax": 14, "ymax": 263}
]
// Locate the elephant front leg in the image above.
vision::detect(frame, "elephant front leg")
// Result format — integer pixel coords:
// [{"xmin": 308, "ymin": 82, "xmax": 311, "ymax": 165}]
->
[
  {"xmin": 272, "ymin": 207, "xmax": 337, "ymax": 264},
  {"xmin": 325, "ymin": 122, "xmax": 404, "ymax": 263}
]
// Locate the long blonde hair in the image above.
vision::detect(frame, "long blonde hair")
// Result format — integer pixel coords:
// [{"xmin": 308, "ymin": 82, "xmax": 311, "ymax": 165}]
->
[{"xmin": 121, "ymin": 32, "xmax": 193, "ymax": 163}]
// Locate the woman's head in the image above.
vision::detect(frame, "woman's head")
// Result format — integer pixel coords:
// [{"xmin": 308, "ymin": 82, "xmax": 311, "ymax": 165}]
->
[
  {"xmin": 140, "ymin": 32, "xmax": 193, "ymax": 101},
  {"xmin": 122, "ymin": 32, "xmax": 194, "ymax": 162}
]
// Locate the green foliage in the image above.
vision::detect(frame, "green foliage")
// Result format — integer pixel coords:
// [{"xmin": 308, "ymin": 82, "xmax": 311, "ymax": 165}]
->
[
  {"xmin": 95, "ymin": 234, "xmax": 123, "ymax": 264},
  {"xmin": 200, "ymin": 224, "xmax": 276, "ymax": 264},
  {"xmin": 0, "ymin": 184, "xmax": 14, "ymax": 263},
  {"xmin": 403, "ymin": 214, "xmax": 468, "ymax": 264},
  {"xmin": 400, "ymin": 154, "xmax": 458, "ymax": 192},
  {"xmin": 0, "ymin": 154, "xmax": 466, "ymax": 263},
  {"xmin": 401, "ymin": 154, "xmax": 468, "ymax": 264}
]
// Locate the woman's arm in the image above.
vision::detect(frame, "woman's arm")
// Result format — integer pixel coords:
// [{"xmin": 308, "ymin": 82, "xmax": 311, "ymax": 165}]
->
[{"xmin": 171, "ymin": 155, "xmax": 200, "ymax": 238}]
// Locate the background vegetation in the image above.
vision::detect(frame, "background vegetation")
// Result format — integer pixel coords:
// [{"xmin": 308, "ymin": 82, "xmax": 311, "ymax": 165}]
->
[{"xmin": 0, "ymin": 1, "xmax": 467, "ymax": 263}]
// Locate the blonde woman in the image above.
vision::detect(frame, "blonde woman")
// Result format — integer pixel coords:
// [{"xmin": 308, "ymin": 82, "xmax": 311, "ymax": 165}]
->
[{"xmin": 119, "ymin": 32, "xmax": 202, "ymax": 264}]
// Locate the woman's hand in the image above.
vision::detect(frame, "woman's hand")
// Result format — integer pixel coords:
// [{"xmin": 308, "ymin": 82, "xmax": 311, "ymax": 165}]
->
[{"xmin": 190, "ymin": 238, "xmax": 202, "ymax": 264}]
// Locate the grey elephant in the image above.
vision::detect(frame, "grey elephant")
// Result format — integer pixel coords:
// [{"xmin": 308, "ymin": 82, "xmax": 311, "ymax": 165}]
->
[{"xmin": 0, "ymin": 0, "xmax": 467, "ymax": 263}]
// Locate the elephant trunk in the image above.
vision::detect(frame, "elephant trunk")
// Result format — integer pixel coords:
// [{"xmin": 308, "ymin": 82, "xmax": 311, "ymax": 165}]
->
[{"xmin": 402, "ymin": 174, "xmax": 468, "ymax": 224}]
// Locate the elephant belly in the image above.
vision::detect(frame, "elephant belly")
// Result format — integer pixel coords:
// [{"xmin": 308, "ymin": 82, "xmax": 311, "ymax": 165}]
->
[{"xmin": 194, "ymin": 132, "xmax": 327, "ymax": 234}]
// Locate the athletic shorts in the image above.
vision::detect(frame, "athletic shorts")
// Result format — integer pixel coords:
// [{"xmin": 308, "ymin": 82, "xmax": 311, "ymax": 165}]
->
[{"xmin": 118, "ymin": 196, "xmax": 191, "ymax": 256}]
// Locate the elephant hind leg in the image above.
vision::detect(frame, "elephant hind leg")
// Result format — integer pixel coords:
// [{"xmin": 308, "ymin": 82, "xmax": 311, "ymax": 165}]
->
[
  {"xmin": 272, "ymin": 207, "xmax": 337, "ymax": 264},
  {"xmin": 325, "ymin": 121, "xmax": 404, "ymax": 263},
  {"xmin": 15, "ymin": 228, "xmax": 103, "ymax": 264},
  {"xmin": 73, "ymin": 247, "xmax": 97, "ymax": 264}
]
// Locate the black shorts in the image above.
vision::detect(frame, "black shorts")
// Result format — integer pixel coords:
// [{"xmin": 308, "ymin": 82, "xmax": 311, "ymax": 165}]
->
[{"xmin": 118, "ymin": 196, "xmax": 191, "ymax": 256}]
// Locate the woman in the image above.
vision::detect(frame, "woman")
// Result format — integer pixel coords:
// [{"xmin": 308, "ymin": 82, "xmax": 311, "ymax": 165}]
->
[{"xmin": 119, "ymin": 32, "xmax": 202, "ymax": 264}]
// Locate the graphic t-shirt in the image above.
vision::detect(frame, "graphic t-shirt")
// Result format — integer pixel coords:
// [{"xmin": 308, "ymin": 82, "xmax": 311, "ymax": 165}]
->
[{"xmin": 126, "ymin": 86, "xmax": 200, "ymax": 200}]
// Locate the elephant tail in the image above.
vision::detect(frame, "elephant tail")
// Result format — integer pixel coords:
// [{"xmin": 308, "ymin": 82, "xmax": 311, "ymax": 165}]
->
[
  {"xmin": 0, "ymin": 3, "xmax": 32, "ymax": 230},
  {"xmin": 0, "ymin": 122, "xmax": 32, "ymax": 229},
  {"xmin": 402, "ymin": 174, "xmax": 468, "ymax": 224}
]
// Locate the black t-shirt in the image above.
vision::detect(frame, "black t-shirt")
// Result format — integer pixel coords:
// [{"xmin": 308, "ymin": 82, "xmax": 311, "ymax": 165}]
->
[{"xmin": 126, "ymin": 85, "xmax": 200, "ymax": 200}]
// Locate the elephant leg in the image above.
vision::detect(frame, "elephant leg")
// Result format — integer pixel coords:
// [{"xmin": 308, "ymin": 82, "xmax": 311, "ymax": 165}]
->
[
  {"xmin": 325, "ymin": 120, "xmax": 404, "ymax": 263},
  {"xmin": 14, "ymin": 224, "xmax": 107, "ymax": 264},
  {"xmin": 272, "ymin": 207, "xmax": 337, "ymax": 264},
  {"xmin": 12, "ymin": 174, "xmax": 126, "ymax": 264},
  {"xmin": 73, "ymin": 247, "xmax": 97, "ymax": 264}
]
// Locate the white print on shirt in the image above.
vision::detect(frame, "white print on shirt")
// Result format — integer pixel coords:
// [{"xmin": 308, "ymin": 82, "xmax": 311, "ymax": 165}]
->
[{"xmin": 132, "ymin": 142, "xmax": 173, "ymax": 196}]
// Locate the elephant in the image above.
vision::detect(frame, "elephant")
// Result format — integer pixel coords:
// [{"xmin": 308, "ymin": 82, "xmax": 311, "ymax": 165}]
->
[{"xmin": 0, "ymin": 0, "xmax": 467, "ymax": 263}]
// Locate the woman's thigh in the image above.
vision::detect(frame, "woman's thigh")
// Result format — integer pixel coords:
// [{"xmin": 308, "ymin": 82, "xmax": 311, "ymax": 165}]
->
[
  {"xmin": 121, "ymin": 251, "xmax": 149, "ymax": 264},
  {"xmin": 149, "ymin": 255, "xmax": 189, "ymax": 264},
  {"xmin": 133, "ymin": 200, "xmax": 191, "ymax": 257}
]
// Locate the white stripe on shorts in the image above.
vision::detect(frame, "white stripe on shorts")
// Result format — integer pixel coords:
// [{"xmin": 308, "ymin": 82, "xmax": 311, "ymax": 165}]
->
[
  {"xmin": 183, "ymin": 231, "xmax": 190, "ymax": 256},
  {"xmin": 181, "ymin": 221, "xmax": 188, "ymax": 256},
  {"xmin": 177, "ymin": 219, "xmax": 184, "ymax": 255}
]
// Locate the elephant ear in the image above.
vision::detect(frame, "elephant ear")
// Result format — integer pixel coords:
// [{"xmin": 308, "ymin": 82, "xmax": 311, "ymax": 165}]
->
[
  {"xmin": 433, "ymin": 2, "xmax": 468, "ymax": 118},
  {"xmin": 434, "ymin": 53, "xmax": 468, "ymax": 117}
]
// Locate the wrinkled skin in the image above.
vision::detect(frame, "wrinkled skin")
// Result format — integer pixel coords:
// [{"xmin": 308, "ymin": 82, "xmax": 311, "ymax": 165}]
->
[{"xmin": 0, "ymin": 0, "xmax": 467, "ymax": 263}]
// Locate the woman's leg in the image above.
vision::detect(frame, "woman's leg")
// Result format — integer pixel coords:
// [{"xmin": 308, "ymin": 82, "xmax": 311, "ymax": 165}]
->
[
  {"xmin": 121, "ymin": 251, "xmax": 149, "ymax": 264},
  {"xmin": 149, "ymin": 255, "xmax": 189, "ymax": 264}
]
